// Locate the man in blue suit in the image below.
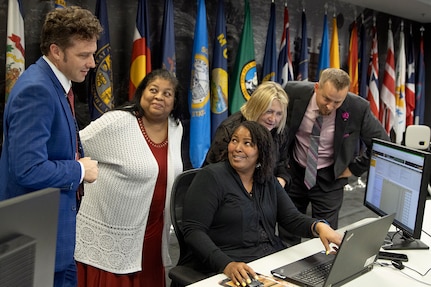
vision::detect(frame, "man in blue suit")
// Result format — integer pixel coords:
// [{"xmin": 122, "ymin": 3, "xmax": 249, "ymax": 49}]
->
[
  {"xmin": 282, "ymin": 68, "xmax": 389, "ymax": 244},
  {"xmin": 0, "ymin": 6, "xmax": 100, "ymax": 287}
]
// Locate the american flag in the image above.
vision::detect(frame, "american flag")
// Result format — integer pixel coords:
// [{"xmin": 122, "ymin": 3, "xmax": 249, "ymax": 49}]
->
[{"xmin": 380, "ymin": 20, "xmax": 395, "ymax": 134}]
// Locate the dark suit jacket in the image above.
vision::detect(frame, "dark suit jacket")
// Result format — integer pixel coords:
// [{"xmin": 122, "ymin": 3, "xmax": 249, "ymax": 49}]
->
[
  {"xmin": 0, "ymin": 57, "xmax": 82, "ymax": 272},
  {"xmin": 285, "ymin": 81, "xmax": 390, "ymax": 191}
]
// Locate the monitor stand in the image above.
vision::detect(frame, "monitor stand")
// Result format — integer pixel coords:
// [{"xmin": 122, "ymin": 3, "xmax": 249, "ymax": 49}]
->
[{"xmin": 383, "ymin": 231, "xmax": 429, "ymax": 250}]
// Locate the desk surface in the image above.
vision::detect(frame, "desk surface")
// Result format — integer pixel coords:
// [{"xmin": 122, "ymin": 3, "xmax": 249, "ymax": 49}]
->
[{"xmin": 188, "ymin": 201, "xmax": 431, "ymax": 286}]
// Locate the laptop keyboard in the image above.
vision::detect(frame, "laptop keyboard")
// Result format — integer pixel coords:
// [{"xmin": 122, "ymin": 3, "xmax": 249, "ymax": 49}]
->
[{"xmin": 293, "ymin": 261, "xmax": 332, "ymax": 285}]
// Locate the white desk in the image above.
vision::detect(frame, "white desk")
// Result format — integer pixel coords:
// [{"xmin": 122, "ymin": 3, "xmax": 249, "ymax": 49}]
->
[{"xmin": 188, "ymin": 200, "xmax": 431, "ymax": 286}]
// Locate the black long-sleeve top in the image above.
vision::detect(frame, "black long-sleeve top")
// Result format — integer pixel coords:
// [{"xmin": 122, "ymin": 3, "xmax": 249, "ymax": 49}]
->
[{"xmin": 182, "ymin": 161, "xmax": 315, "ymax": 274}]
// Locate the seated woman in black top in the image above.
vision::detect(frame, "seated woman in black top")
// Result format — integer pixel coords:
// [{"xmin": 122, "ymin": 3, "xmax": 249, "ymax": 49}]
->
[{"xmin": 182, "ymin": 121, "xmax": 343, "ymax": 286}]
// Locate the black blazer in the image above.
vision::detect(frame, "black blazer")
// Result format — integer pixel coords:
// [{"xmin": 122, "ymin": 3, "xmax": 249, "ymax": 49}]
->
[{"xmin": 284, "ymin": 81, "xmax": 390, "ymax": 191}]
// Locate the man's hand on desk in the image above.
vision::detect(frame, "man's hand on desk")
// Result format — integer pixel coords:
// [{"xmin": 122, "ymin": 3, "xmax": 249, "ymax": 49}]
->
[{"xmin": 315, "ymin": 222, "xmax": 343, "ymax": 254}]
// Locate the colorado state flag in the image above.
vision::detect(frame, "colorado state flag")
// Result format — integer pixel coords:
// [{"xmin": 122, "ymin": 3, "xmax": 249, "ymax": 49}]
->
[{"xmin": 129, "ymin": 0, "xmax": 152, "ymax": 100}]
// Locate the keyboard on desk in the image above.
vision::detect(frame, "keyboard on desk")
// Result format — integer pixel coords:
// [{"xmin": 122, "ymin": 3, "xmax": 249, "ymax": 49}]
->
[
  {"xmin": 292, "ymin": 261, "xmax": 332, "ymax": 286},
  {"xmin": 271, "ymin": 251, "xmax": 335, "ymax": 287}
]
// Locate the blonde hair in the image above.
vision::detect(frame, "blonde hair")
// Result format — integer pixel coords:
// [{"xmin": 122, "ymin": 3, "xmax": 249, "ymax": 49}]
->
[{"xmin": 240, "ymin": 81, "xmax": 288, "ymax": 134}]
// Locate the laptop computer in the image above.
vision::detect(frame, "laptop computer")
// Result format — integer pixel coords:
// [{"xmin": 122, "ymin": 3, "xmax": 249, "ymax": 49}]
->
[{"xmin": 271, "ymin": 213, "xmax": 395, "ymax": 287}]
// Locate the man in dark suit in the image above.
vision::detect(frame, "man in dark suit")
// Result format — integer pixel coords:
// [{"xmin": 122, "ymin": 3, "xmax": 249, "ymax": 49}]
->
[
  {"xmin": 0, "ymin": 6, "xmax": 100, "ymax": 287},
  {"xmin": 283, "ymin": 68, "xmax": 389, "ymax": 243}
]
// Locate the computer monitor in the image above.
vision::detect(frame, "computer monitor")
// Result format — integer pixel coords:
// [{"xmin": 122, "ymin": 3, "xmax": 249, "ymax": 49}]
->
[
  {"xmin": 364, "ymin": 138, "xmax": 431, "ymax": 250},
  {"xmin": 0, "ymin": 188, "xmax": 60, "ymax": 286}
]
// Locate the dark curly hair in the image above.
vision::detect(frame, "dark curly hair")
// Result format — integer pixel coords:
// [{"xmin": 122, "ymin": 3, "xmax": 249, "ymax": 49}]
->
[
  {"xmin": 119, "ymin": 69, "xmax": 181, "ymax": 124},
  {"xmin": 230, "ymin": 121, "xmax": 274, "ymax": 184}
]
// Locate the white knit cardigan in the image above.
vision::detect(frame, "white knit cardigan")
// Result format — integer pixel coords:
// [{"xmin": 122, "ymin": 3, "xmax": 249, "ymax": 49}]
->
[{"xmin": 74, "ymin": 110, "xmax": 183, "ymax": 274}]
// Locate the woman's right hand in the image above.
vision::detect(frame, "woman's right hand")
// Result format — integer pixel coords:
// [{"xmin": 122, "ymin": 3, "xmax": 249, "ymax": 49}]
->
[{"xmin": 223, "ymin": 261, "xmax": 258, "ymax": 286}]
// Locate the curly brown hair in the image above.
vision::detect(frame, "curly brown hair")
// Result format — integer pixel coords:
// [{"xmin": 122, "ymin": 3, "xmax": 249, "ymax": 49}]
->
[{"xmin": 40, "ymin": 6, "xmax": 103, "ymax": 55}]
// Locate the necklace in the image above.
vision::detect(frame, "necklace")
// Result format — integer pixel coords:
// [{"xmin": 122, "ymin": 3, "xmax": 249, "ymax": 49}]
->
[{"xmin": 136, "ymin": 114, "xmax": 168, "ymax": 148}]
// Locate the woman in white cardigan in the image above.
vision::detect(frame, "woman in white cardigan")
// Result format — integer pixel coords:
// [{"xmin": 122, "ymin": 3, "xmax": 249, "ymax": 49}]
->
[{"xmin": 75, "ymin": 69, "xmax": 183, "ymax": 287}]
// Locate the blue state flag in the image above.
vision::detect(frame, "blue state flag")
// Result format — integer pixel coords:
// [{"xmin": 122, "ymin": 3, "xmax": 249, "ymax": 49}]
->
[
  {"xmin": 55, "ymin": 0, "xmax": 66, "ymax": 8},
  {"xmin": 316, "ymin": 13, "xmax": 329, "ymax": 80},
  {"xmin": 189, "ymin": 0, "xmax": 210, "ymax": 168},
  {"xmin": 161, "ymin": 0, "xmax": 175, "ymax": 74},
  {"xmin": 210, "ymin": 0, "xmax": 228, "ymax": 139},
  {"xmin": 261, "ymin": 1, "xmax": 277, "ymax": 82},
  {"xmin": 89, "ymin": 0, "xmax": 114, "ymax": 120},
  {"xmin": 297, "ymin": 10, "xmax": 309, "ymax": 81}
]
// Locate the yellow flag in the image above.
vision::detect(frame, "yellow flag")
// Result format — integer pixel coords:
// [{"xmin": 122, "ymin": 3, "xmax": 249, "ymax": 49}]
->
[{"xmin": 330, "ymin": 16, "xmax": 340, "ymax": 68}]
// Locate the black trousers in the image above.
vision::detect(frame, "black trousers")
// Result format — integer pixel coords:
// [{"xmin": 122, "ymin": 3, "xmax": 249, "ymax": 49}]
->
[{"xmin": 279, "ymin": 160, "xmax": 344, "ymax": 246}]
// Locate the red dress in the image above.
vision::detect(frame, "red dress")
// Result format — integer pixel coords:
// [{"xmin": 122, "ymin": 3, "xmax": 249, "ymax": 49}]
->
[{"xmin": 77, "ymin": 123, "xmax": 168, "ymax": 287}]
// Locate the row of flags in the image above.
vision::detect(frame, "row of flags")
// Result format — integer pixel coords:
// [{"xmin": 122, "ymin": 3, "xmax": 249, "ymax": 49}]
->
[
  {"xmin": 4, "ymin": 0, "xmax": 163, "ymax": 120},
  {"xmin": 188, "ymin": 0, "xmax": 428, "ymax": 166},
  {"xmin": 304, "ymin": 9, "xmax": 425, "ymax": 146},
  {"xmin": 4, "ymin": 0, "xmax": 429, "ymax": 167},
  {"xmin": 360, "ymin": 18, "xmax": 426, "ymax": 144}
]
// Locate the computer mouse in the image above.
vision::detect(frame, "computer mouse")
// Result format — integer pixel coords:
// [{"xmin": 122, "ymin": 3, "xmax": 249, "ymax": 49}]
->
[
  {"xmin": 391, "ymin": 260, "xmax": 405, "ymax": 270},
  {"xmin": 246, "ymin": 277, "xmax": 264, "ymax": 287}
]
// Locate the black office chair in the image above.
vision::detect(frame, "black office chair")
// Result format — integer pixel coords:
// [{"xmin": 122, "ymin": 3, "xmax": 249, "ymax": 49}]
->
[{"xmin": 169, "ymin": 168, "xmax": 208, "ymax": 287}]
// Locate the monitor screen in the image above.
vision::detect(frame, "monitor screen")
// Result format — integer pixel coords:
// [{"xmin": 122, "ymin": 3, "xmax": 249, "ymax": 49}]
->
[
  {"xmin": 0, "ymin": 188, "xmax": 60, "ymax": 286},
  {"xmin": 364, "ymin": 138, "xmax": 430, "ymax": 250}
]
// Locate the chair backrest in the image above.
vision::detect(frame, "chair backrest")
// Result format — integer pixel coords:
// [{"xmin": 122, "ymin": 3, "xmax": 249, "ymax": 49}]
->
[
  {"xmin": 170, "ymin": 168, "xmax": 200, "ymax": 260},
  {"xmin": 405, "ymin": 125, "xmax": 431, "ymax": 151}
]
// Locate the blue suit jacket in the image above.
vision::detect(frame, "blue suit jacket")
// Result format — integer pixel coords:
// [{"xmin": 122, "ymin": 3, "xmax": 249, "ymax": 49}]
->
[
  {"xmin": 285, "ymin": 81, "xmax": 390, "ymax": 191},
  {"xmin": 0, "ymin": 57, "xmax": 82, "ymax": 272}
]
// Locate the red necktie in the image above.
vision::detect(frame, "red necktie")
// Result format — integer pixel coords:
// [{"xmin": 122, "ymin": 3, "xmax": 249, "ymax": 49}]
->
[
  {"xmin": 67, "ymin": 88, "xmax": 75, "ymax": 116},
  {"xmin": 67, "ymin": 88, "xmax": 84, "ymax": 202}
]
